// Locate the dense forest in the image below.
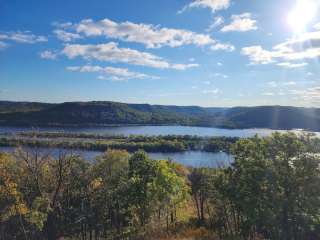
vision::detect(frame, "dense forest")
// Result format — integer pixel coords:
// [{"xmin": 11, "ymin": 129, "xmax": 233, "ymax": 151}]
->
[
  {"xmin": 2, "ymin": 133, "xmax": 320, "ymax": 240},
  {"xmin": 1, "ymin": 101, "xmax": 320, "ymax": 130}
]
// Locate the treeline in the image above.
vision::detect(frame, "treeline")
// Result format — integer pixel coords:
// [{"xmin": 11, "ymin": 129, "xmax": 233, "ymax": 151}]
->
[
  {"xmin": 2, "ymin": 133, "xmax": 320, "ymax": 239},
  {"xmin": 2, "ymin": 101, "xmax": 320, "ymax": 131},
  {"xmin": 0, "ymin": 101, "xmax": 203, "ymax": 127},
  {"xmin": 0, "ymin": 132, "xmax": 238, "ymax": 153}
]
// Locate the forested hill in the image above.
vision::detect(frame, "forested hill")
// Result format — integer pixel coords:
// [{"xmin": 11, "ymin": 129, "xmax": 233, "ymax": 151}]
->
[
  {"xmin": 0, "ymin": 101, "xmax": 227, "ymax": 127},
  {"xmin": 0, "ymin": 101, "xmax": 53, "ymax": 113},
  {"xmin": 0, "ymin": 101, "xmax": 320, "ymax": 130}
]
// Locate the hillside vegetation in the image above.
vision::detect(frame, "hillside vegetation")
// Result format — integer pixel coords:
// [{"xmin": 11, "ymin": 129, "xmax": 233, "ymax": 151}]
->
[{"xmin": 1, "ymin": 101, "xmax": 320, "ymax": 130}]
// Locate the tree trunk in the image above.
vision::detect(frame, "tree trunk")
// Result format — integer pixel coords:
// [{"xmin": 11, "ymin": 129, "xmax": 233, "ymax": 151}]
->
[{"xmin": 44, "ymin": 213, "xmax": 58, "ymax": 240}]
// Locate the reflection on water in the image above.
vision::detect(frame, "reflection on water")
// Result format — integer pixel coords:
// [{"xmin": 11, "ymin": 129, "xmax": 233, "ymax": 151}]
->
[{"xmin": 149, "ymin": 151, "xmax": 233, "ymax": 168}]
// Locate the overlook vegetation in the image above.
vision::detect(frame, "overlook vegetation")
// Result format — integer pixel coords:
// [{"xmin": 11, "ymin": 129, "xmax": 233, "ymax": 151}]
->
[
  {"xmin": 1, "ymin": 101, "xmax": 320, "ymax": 130},
  {"xmin": 1, "ymin": 133, "xmax": 320, "ymax": 239}
]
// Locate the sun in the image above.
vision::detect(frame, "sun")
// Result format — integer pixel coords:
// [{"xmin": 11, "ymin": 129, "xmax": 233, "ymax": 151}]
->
[{"xmin": 287, "ymin": 0, "xmax": 317, "ymax": 33}]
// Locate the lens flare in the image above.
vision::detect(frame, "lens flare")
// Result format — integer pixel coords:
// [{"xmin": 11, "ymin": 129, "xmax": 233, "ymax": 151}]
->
[{"xmin": 287, "ymin": 0, "xmax": 317, "ymax": 33}]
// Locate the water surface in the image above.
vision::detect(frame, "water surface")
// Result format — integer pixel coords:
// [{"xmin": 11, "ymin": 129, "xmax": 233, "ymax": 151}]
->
[
  {"xmin": 0, "ymin": 146, "xmax": 233, "ymax": 168},
  {"xmin": 0, "ymin": 125, "xmax": 314, "ymax": 168},
  {"xmin": 0, "ymin": 125, "xmax": 314, "ymax": 137}
]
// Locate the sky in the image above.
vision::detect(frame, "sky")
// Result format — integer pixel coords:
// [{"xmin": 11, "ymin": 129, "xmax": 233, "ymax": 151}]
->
[{"xmin": 0, "ymin": 0, "xmax": 320, "ymax": 107}]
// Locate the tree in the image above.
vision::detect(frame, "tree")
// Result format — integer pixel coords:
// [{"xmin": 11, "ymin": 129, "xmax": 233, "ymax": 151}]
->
[
  {"xmin": 0, "ymin": 153, "xmax": 29, "ymax": 239},
  {"xmin": 154, "ymin": 160, "xmax": 189, "ymax": 230},
  {"xmin": 209, "ymin": 133, "xmax": 320, "ymax": 240},
  {"xmin": 128, "ymin": 151, "xmax": 158, "ymax": 228},
  {"xmin": 90, "ymin": 149, "xmax": 131, "ymax": 239},
  {"xmin": 188, "ymin": 168, "xmax": 211, "ymax": 223}
]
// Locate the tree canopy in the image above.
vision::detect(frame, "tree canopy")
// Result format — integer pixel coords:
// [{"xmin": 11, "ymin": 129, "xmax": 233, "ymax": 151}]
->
[{"xmin": 1, "ymin": 133, "xmax": 320, "ymax": 240}]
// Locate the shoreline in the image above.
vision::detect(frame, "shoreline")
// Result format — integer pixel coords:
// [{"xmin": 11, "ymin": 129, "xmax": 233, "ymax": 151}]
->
[{"xmin": 0, "ymin": 123, "xmax": 317, "ymax": 132}]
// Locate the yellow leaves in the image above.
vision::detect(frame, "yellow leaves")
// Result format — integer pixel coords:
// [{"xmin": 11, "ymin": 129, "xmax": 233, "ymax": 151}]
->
[
  {"xmin": 0, "ymin": 152, "xmax": 50, "ymax": 231},
  {"xmin": 90, "ymin": 177, "xmax": 103, "ymax": 191},
  {"xmin": 1, "ymin": 177, "xmax": 20, "ymax": 201},
  {"xmin": 0, "ymin": 152, "xmax": 29, "ymax": 221},
  {"xmin": 42, "ymin": 162, "xmax": 50, "ymax": 175},
  {"xmin": 16, "ymin": 203, "xmax": 29, "ymax": 215},
  {"xmin": 2, "ymin": 202, "xmax": 29, "ymax": 222}
]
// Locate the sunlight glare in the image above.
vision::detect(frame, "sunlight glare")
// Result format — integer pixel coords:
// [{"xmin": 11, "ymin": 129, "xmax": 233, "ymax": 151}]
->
[{"xmin": 287, "ymin": 0, "xmax": 316, "ymax": 33}]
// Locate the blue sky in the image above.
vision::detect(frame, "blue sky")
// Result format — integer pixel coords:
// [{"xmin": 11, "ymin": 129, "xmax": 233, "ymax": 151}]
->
[{"xmin": 1, "ymin": 0, "xmax": 320, "ymax": 107}]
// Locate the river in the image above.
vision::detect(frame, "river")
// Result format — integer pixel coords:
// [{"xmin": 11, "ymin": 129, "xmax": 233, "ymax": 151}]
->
[
  {"xmin": 0, "ymin": 146, "xmax": 233, "ymax": 168},
  {"xmin": 0, "ymin": 125, "xmax": 317, "ymax": 168},
  {"xmin": 0, "ymin": 125, "xmax": 316, "ymax": 137}
]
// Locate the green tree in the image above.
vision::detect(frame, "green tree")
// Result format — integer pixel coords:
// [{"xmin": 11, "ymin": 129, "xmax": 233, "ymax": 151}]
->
[
  {"xmin": 209, "ymin": 133, "xmax": 320, "ymax": 240},
  {"xmin": 189, "ymin": 168, "xmax": 211, "ymax": 224}
]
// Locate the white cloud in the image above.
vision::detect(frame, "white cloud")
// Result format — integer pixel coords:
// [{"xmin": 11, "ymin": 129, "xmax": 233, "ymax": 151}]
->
[
  {"xmin": 241, "ymin": 46, "xmax": 275, "ymax": 64},
  {"xmin": 202, "ymin": 88, "xmax": 220, "ymax": 94},
  {"xmin": 53, "ymin": 29, "xmax": 82, "ymax": 42},
  {"xmin": 262, "ymin": 92, "xmax": 275, "ymax": 96},
  {"xmin": 268, "ymin": 81, "xmax": 297, "ymax": 88},
  {"xmin": 171, "ymin": 63, "xmax": 200, "ymax": 70},
  {"xmin": 207, "ymin": 16, "xmax": 224, "ymax": 32},
  {"xmin": 283, "ymin": 81, "xmax": 297, "ymax": 86},
  {"xmin": 289, "ymin": 86, "xmax": 320, "ymax": 104},
  {"xmin": 40, "ymin": 50, "xmax": 58, "ymax": 60},
  {"xmin": 213, "ymin": 73, "xmax": 228, "ymax": 78},
  {"xmin": 221, "ymin": 13, "xmax": 258, "ymax": 32},
  {"xmin": 273, "ymin": 31, "xmax": 320, "ymax": 51},
  {"xmin": 0, "ymin": 31, "xmax": 47, "ymax": 44},
  {"xmin": 62, "ymin": 42, "xmax": 199, "ymax": 70},
  {"xmin": 314, "ymin": 22, "xmax": 320, "ymax": 30},
  {"xmin": 179, "ymin": 0, "xmax": 230, "ymax": 14},
  {"xmin": 276, "ymin": 62, "xmax": 308, "ymax": 68},
  {"xmin": 54, "ymin": 18, "xmax": 231, "ymax": 51},
  {"xmin": 66, "ymin": 65, "xmax": 159, "ymax": 81},
  {"xmin": 217, "ymin": 62, "xmax": 223, "ymax": 66},
  {"xmin": 242, "ymin": 30, "xmax": 320, "ymax": 65},
  {"xmin": 210, "ymin": 42, "xmax": 235, "ymax": 51}
]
